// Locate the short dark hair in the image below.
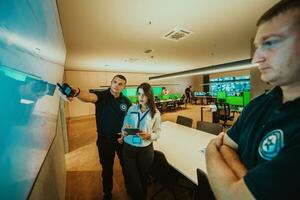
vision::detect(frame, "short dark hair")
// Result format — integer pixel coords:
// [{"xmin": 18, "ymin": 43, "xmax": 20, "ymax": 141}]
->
[
  {"xmin": 257, "ymin": 0, "xmax": 300, "ymax": 26},
  {"xmin": 112, "ymin": 74, "xmax": 127, "ymax": 83}
]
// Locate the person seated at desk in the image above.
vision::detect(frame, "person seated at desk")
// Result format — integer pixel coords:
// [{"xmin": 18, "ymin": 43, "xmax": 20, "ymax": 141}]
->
[
  {"xmin": 161, "ymin": 86, "xmax": 170, "ymax": 95},
  {"xmin": 119, "ymin": 82, "xmax": 161, "ymax": 200}
]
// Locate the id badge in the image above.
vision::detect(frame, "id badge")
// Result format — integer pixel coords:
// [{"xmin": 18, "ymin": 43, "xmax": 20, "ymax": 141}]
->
[{"xmin": 132, "ymin": 135, "xmax": 142, "ymax": 144}]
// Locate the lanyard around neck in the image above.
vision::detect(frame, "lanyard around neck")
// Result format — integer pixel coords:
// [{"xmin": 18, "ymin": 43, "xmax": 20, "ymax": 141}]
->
[{"xmin": 131, "ymin": 108, "xmax": 150, "ymax": 128}]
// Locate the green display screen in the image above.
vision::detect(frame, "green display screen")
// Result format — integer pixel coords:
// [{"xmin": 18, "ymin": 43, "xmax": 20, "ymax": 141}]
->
[
  {"xmin": 169, "ymin": 93, "xmax": 181, "ymax": 99},
  {"xmin": 243, "ymin": 91, "xmax": 250, "ymax": 106},
  {"xmin": 124, "ymin": 88, "xmax": 137, "ymax": 96},
  {"xmin": 129, "ymin": 96, "xmax": 138, "ymax": 103},
  {"xmin": 226, "ymin": 96, "xmax": 244, "ymax": 106},
  {"xmin": 153, "ymin": 87, "xmax": 163, "ymax": 96},
  {"xmin": 123, "ymin": 86, "xmax": 163, "ymax": 97},
  {"xmin": 159, "ymin": 94, "xmax": 169, "ymax": 100},
  {"xmin": 217, "ymin": 91, "xmax": 226, "ymax": 99}
]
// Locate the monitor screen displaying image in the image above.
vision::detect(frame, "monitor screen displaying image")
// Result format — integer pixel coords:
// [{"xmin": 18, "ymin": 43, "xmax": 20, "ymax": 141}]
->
[
  {"xmin": 194, "ymin": 91, "xmax": 207, "ymax": 97},
  {"xmin": 210, "ymin": 75, "xmax": 250, "ymax": 96}
]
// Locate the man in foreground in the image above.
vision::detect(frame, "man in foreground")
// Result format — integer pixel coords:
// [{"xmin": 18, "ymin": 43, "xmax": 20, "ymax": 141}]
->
[{"xmin": 206, "ymin": 1, "xmax": 300, "ymax": 199}]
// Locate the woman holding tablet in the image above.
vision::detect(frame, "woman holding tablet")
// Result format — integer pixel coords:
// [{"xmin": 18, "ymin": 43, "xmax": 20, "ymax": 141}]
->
[{"xmin": 119, "ymin": 82, "xmax": 161, "ymax": 200}]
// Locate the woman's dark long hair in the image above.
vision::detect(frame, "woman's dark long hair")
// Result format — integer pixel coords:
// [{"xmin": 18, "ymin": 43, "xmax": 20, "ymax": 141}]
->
[{"xmin": 137, "ymin": 83, "xmax": 157, "ymax": 118}]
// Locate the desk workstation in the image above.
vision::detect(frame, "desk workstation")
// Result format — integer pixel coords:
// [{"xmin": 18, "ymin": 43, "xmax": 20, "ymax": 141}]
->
[{"xmin": 154, "ymin": 121, "xmax": 216, "ymax": 185}]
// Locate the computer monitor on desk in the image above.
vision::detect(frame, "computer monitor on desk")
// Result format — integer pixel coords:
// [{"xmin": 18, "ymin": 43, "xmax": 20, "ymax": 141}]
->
[
  {"xmin": 194, "ymin": 91, "xmax": 207, "ymax": 97},
  {"xmin": 226, "ymin": 96, "xmax": 244, "ymax": 107}
]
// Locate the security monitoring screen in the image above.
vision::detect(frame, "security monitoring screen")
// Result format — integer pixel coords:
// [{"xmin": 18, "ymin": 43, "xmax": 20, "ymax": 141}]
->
[{"xmin": 210, "ymin": 75, "xmax": 250, "ymax": 96}]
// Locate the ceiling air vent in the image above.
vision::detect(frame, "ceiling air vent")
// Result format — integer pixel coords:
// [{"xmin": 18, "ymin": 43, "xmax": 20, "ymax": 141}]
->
[{"xmin": 162, "ymin": 27, "xmax": 193, "ymax": 42}]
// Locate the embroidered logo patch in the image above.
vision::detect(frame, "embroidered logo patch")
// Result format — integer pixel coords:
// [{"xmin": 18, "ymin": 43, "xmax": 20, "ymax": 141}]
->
[
  {"xmin": 258, "ymin": 129, "xmax": 284, "ymax": 161},
  {"xmin": 120, "ymin": 103, "xmax": 127, "ymax": 112}
]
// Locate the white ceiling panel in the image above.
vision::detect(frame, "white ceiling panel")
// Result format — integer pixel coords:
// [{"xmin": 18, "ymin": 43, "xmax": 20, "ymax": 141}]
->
[{"xmin": 57, "ymin": 0, "xmax": 279, "ymax": 73}]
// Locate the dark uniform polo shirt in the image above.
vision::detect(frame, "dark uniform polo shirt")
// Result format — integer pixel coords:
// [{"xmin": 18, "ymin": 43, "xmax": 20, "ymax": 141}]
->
[
  {"xmin": 227, "ymin": 86, "xmax": 300, "ymax": 200},
  {"xmin": 93, "ymin": 89, "xmax": 131, "ymax": 137}
]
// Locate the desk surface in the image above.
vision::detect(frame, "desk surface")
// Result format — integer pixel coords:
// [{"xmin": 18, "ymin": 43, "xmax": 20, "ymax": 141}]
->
[
  {"xmin": 154, "ymin": 121, "xmax": 216, "ymax": 185},
  {"xmin": 156, "ymin": 99, "xmax": 179, "ymax": 103}
]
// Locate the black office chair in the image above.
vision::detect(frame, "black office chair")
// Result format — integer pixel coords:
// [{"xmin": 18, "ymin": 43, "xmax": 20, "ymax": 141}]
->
[
  {"xmin": 176, "ymin": 95, "xmax": 187, "ymax": 110},
  {"xmin": 150, "ymin": 151, "xmax": 194, "ymax": 200},
  {"xmin": 216, "ymin": 103, "xmax": 234, "ymax": 127},
  {"xmin": 196, "ymin": 121, "xmax": 223, "ymax": 135},
  {"xmin": 191, "ymin": 93, "xmax": 198, "ymax": 105},
  {"xmin": 155, "ymin": 96, "xmax": 163, "ymax": 112},
  {"xmin": 218, "ymin": 98, "xmax": 226, "ymax": 103},
  {"xmin": 176, "ymin": 115, "xmax": 193, "ymax": 128},
  {"xmin": 166, "ymin": 100, "xmax": 176, "ymax": 111},
  {"xmin": 195, "ymin": 168, "xmax": 216, "ymax": 200},
  {"xmin": 206, "ymin": 96, "xmax": 216, "ymax": 105}
]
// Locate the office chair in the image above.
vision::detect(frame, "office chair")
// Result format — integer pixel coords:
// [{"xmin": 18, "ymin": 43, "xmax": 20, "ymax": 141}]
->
[
  {"xmin": 218, "ymin": 98, "xmax": 226, "ymax": 103},
  {"xmin": 176, "ymin": 95, "xmax": 186, "ymax": 110},
  {"xmin": 150, "ymin": 151, "xmax": 195, "ymax": 200},
  {"xmin": 196, "ymin": 121, "xmax": 223, "ymax": 135},
  {"xmin": 216, "ymin": 103, "xmax": 234, "ymax": 127},
  {"xmin": 206, "ymin": 96, "xmax": 216, "ymax": 105},
  {"xmin": 176, "ymin": 115, "xmax": 193, "ymax": 128},
  {"xmin": 195, "ymin": 168, "xmax": 216, "ymax": 200},
  {"xmin": 191, "ymin": 93, "xmax": 198, "ymax": 105},
  {"xmin": 155, "ymin": 96, "xmax": 163, "ymax": 112},
  {"xmin": 166, "ymin": 100, "xmax": 176, "ymax": 111}
]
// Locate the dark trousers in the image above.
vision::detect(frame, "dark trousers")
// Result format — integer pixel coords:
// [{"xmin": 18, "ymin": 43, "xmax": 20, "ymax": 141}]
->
[
  {"xmin": 186, "ymin": 94, "xmax": 191, "ymax": 103},
  {"xmin": 123, "ymin": 143, "xmax": 154, "ymax": 200},
  {"xmin": 97, "ymin": 135, "xmax": 124, "ymax": 195}
]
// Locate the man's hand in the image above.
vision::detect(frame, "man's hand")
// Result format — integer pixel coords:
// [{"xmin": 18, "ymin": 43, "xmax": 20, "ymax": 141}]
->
[
  {"xmin": 207, "ymin": 132, "xmax": 225, "ymax": 152},
  {"xmin": 67, "ymin": 87, "xmax": 78, "ymax": 101},
  {"xmin": 214, "ymin": 132, "xmax": 225, "ymax": 149},
  {"xmin": 63, "ymin": 85, "xmax": 98, "ymax": 103}
]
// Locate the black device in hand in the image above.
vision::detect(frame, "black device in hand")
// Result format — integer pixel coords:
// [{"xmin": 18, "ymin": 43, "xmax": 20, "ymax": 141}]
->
[
  {"xmin": 124, "ymin": 128, "xmax": 140, "ymax": 135},
  {"xmin": 57, "ymin": 83, "xmax": 75, "ymax": 97}
]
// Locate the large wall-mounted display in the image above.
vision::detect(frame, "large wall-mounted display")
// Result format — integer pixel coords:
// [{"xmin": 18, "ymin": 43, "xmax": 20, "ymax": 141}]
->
[
  {"xmin": 122, "ymin": 86, "xmax": 181, "ymax": 103},
  {"xmin": 210, "ymin": 75, "xmax": 250, "ymax": 96},
  {"xmin": 0, "ymin": 0, "xmax": 66, "ymax": 199},
  {"xmin": 210, "ymin": 75, "xmax": 250, "ymax": 107}
]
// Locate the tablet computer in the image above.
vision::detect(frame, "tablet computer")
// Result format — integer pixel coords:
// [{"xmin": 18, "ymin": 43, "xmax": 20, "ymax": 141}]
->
[{"xmin": 124, "ymin": 128, "xmax": 140, "ymax": 135}]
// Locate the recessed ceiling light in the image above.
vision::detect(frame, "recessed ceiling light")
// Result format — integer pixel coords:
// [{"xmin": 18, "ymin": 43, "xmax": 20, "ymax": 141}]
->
[{"xmin": 144, "ymin": 49, "xmax": 153, "ymax": 54}]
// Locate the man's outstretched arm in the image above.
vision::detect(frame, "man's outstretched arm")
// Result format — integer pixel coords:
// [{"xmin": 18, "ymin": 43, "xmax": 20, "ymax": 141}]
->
[{"xmin": 69, "ymin": 87, "xmax": 98, "ymax": 103}]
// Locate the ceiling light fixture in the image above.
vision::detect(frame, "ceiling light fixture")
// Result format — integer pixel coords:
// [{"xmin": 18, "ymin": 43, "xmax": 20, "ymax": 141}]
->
[
  {"xmin": 149, "ymin": 59, "xmax": 258, "ymax": 81},
  {"xmin": 144, "ymin": 49, "xmax": 153, "ymax": 54}
]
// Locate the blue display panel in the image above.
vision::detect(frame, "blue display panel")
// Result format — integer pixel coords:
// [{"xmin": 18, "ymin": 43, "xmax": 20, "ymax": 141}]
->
[
  {"xmin": 210, "ymin": 75, "xmax": 250, "ymax": 96},
  {"xmin": 0, "ymin": 0, "xmax": 65, "ymax": 199}
]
